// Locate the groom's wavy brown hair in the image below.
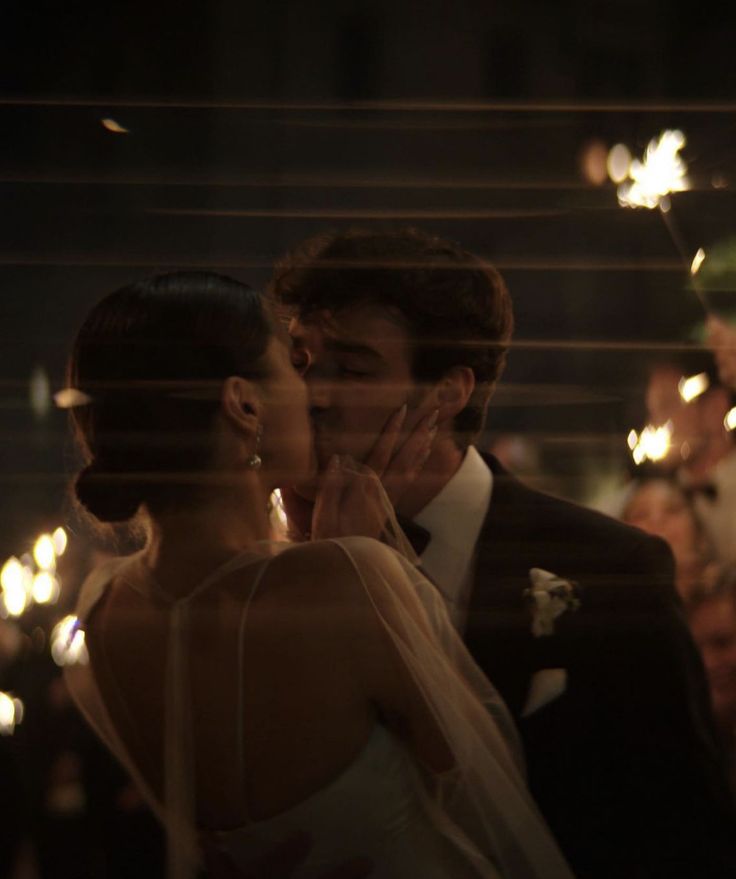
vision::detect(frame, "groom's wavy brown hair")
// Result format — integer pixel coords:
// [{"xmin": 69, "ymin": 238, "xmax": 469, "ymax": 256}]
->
[{"xmin": 268, "ymin": 227, "xmax": 514, "ymax": 447}]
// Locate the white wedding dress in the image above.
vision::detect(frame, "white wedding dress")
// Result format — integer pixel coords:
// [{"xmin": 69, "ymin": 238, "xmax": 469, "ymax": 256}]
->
[{"xmin": 65, "ymin": 536, "xmax": 574, "ymax": 879}]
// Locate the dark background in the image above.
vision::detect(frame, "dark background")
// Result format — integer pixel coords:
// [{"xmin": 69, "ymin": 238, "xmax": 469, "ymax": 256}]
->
[{"xmin": 3, "ymin": 0, "xmax": 736, "ymax": 557}]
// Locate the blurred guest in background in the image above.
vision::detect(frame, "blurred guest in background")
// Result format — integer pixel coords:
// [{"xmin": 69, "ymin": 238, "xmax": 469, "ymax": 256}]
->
[
  {"xmin": 621, "ymin": 477, "xmax": 719, "ymax": 602},
  {"xmin": 635, "ymin": 361, "xmax": 736, "ymax": 564},
  {"xmin": 687, "ymin": 570, "xmax": 736, "ymax": 792},
  {"xmin": 590, "ymin": 363, "xmax": 734, "ymax": 522}
]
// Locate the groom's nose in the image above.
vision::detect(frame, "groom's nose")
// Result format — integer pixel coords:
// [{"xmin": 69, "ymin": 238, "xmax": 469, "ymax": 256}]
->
[{"xmin": 304, "ymin": 367, "xmax": 334, "ymax": 412}]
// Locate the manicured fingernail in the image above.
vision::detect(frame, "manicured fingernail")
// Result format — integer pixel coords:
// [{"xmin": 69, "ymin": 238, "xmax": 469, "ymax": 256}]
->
[
  {"xmin": 427, "ymin": 409, "xmax": 439, "ymax": 429},
  {"xmin": 395, "ymin": 403, "xmax": 408, "ymax": 424},
  {"xmin": 427, "ymin": 426, "xmax": 438, "ymax": 442}
]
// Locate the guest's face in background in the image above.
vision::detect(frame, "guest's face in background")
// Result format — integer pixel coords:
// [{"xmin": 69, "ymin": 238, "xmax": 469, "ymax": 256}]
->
[
  {"xmin": 689, "ymin": 596, "xmax": 736, "ymax": 729},
  {"xmin": 288, "ymin": 304, "xmax": 423, "ymax": 491},
  {"xmin": 706, "ymin": 314, "xmax": 736, "ymax": 391},
  {"xmin": 623, "ymin": 481, "xmax": 700, "ymax": 568}
]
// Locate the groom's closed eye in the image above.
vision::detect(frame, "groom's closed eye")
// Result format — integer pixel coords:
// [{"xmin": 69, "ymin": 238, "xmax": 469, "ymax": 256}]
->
[{"xmin": 336, "ymin": 358, "xmax": 376, "ymax": 379}]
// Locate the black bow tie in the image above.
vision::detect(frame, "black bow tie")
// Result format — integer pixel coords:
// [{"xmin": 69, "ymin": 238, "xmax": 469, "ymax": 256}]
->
[{"xmin": 398, "ymin": 518, "xmax": 432, "ymax": 555}]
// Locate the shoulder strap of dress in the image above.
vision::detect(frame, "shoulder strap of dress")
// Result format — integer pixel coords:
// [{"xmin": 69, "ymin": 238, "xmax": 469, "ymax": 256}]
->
[{"xmin": 167, "ymin": 548, "xmax": 275, "ymax": 855}]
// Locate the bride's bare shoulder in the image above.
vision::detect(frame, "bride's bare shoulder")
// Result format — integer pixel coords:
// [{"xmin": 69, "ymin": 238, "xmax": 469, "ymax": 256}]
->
[
  {"xmin": 260, "ymin": 537, "xmax": 401, "ymax": 602},
  {"xmin": 279, "ymin": 536, "xmax": 399, "ymax": 574}
]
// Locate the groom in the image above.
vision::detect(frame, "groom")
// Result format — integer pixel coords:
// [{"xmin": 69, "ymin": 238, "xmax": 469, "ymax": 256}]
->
[{"xmin": 270, "ymin": 227, "xmax": 736, "ymax": 878}]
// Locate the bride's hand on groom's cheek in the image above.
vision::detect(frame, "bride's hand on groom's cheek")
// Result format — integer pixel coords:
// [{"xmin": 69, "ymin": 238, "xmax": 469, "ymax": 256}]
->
[
  {"xmin": 310, "ymin": 404, "xmax": 438, "ymax": 542},
  {"xmin": 284, "ymin": 404, "xmax": 437, "ymax": 543},
  {"xmin": 364, "ymin": 404, "xmax": 439, "ymax": 506},
  {"xmin": 311, "ymin": 455, "xmax": 389, "ymax": 541}
]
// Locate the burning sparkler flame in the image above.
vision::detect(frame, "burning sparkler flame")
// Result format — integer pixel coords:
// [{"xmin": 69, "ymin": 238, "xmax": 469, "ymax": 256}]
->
[
  {"xmin": 33, "ymin": 534, "xmax": 56, "ymax": 571},
  {"xmin": 617, "ymin": 130, "xmax": 690, "ymax": 209},
  {"xmin": 628, "ymin": 422, "xmax": 673, "ymax": 466},
  {"xmin": 1, "ymin": 558, "xmax": 28, "ymax": 618},
  {"xmin": 54, "ymin": 388, "xmax": 93, "ymax": 409},
  {"xmin": 678, "ymin": 372, "xmax": 709, "ymax": 403},
  {"xmin": 101, "ymin": 118, "xmax": 129, "ymax": 134},
  {"xmin": 51, "ymin": 616, "xmax": 88, "ymax": 667},
  {"xmin": 269, "ymin": 489, "xmax": 289, "ymax": 539},
  {"xmin": 0, "ymin": 692, "xmax": 23, "ymax": 735},
  {"xmin": 607, "ymin": 144, "xmax": 632, "ymax": 184},
  {"xmin": 52, "ymin": 527, "xmax": 68, "ymax": 556},
  {"xmin": 32, "ymin": 571, "xmax": 59, "ymax": 605},
  {"xmin": 690, "ymin": 248, "xmax": 706, "ymax": 276}
]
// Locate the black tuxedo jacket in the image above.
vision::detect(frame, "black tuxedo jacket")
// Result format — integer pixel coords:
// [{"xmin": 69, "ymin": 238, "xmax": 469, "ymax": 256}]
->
[{"xmin": 460, "ymin": 454, "xmax": 736, "ymax": 878}]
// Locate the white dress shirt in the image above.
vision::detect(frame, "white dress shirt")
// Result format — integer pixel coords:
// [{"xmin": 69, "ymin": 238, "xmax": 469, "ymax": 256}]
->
[{"xmin": 413, "ymin": 446, "xmax": 493, "ymax": 631}]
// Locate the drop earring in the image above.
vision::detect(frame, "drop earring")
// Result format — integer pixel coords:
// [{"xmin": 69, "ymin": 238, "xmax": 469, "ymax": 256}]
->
[{"xmin": 246, "ymin": 424, "xmax": 263, "ymax": 470}]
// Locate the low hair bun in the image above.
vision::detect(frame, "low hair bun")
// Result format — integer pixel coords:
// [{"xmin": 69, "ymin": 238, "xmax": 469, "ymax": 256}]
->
[{"xmin": 73, "ymin": 463, "xmax": 144, "ymax": 523}]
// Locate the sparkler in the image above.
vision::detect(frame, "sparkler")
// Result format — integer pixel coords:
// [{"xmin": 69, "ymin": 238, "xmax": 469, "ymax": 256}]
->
[
  {"xmin": 678, "ymin": 372, "xmax": 709, "ymax": 403},
  {"xmin": 32, "ymin": 571, "xmax": 60, "ymax": 605},
  {"xmin": 628, "ymin": 372, "xmax": 709, "ymax": 466},
  {"xmin": 1, "ymin": 558, "xmax": 29, "ymax": 618},
  {"xmin": 616, "ymin": 130, "xmax": 689, "ymax": 210},
  {"xmin": 609, "ymin": 130, "xmax": 706, "ymax": 308},
  {"xmin": 101, "ymin": 118, "xmax": 129, "ymax": 134},
  {"xmin": 690, "ymin": 248, "xmax": 706, "ymax": 276},
  {"xmin": 54, "ymin": 388, "xmax": 93, "ymax": 409},
  {"xmin": 0, "ymin": 691, "xmax": 24, "ymax": 736},
  {"xmin": 269, "ymin": 489, "xmax": 289, "ymax": 537},
  {"xmin": 33, "ymin": 534, "xmax": 56, "ymax": 571},
  {"xmin": 627, "ymin": 422, "xmax": 672, "ymax": 466},
  {"xmin": 1, "ymin": 528, "xmax": 67, "ymax": 618},
  {"xmin": 51, "ymin": 616, "xmax": 88, "ymax": 667}
]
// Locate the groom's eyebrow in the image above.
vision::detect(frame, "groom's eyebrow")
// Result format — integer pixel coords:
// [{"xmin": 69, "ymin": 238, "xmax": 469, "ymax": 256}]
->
[{"xmin": 323, "ymin": 338, "xmax": 386, "ymax": 363}]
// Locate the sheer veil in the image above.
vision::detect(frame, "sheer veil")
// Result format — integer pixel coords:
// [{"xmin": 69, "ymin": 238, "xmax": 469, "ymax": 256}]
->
[{"xmin": 66, "ymin": 529, "xmax": 573, "ymax": 879}]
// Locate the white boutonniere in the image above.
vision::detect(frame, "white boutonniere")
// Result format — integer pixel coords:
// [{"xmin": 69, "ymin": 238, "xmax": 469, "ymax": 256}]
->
[{"xmin": 525, "ymin": 568, "xmax": 581, "ymax": 637}]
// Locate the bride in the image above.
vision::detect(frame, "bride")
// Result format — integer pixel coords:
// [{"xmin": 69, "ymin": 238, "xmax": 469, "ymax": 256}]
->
[{"xmin": 63, "ymin": 271, "xmax": 573, "ymax": 879}]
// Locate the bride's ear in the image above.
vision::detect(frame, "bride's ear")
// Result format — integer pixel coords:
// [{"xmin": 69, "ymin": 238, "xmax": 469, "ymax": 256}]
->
[{"xmin": 221, "ymin": 376, "xmax": 262, "ymax": 440}]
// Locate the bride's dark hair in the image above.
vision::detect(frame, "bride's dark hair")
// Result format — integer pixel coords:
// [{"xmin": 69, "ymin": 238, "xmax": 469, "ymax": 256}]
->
[{"xmin": 68, "ymin": 271, "xmax": 272, "ymax": 524}]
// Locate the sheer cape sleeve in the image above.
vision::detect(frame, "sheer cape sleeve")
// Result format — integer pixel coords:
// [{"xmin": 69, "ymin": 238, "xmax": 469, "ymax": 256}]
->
[
  {"xmin": 65, "ymin": 539, "xmax": 573, "ymax": 879},
  {"xmin": 329, "ymin": 535, "xmax": 574, "ymax": 879}
]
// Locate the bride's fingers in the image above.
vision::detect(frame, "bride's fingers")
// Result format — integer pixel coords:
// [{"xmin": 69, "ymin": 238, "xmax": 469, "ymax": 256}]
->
[
  {"xmin": 337, "ymin": 460, "xmax": 391, "ymax": 539},
  {"xmin": 363, "ymin": 403, "xmax": 407, "ymax": 477},
  {"xmin": 381, "ymin": 409, "xmax": 438, "ymax": 504}
]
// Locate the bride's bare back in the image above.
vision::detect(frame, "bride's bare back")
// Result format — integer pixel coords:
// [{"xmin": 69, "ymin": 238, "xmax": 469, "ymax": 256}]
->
[{"xmin": 85, "ymin": 539, "xmax": 451, "ymax": 830}]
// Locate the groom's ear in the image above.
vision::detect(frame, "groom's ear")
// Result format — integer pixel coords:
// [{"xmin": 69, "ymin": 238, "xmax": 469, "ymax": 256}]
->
[
  {"xmin": 221, "ymin": 376, "xmax": 262, "ymax": 438},
  {"xmin": 430, "ymin": 366, "xmax": 475, "ymax": 422}
]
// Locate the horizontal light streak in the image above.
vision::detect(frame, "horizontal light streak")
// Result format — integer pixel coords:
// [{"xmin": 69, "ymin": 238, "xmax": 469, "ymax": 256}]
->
[
  {"xmin": 0, "ymin": 255, "xmax": 691, "ymax": 270},
  {"xmin": 0, "ymin": 174, "xmax": 592, "ymax": 189},
  {"xmin": 147, "ymin": 207, "xmax": 569, "ymax": 220},
  {"xmin": 2, "ymin": 97, "xmax": 736, "ymax": 112}
]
